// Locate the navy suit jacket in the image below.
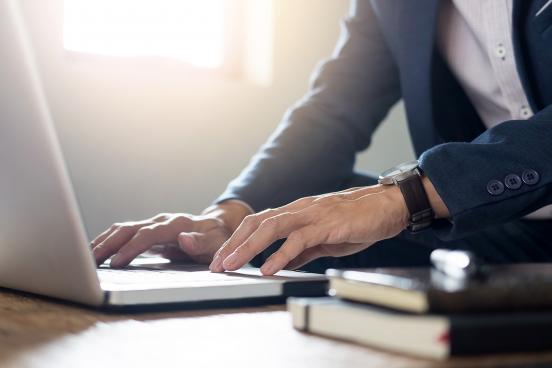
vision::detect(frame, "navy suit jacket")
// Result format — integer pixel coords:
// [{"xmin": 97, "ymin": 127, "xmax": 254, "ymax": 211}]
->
[{"xmin": 217, "ymin": 0, "xmax": 552, "ymax": 240}]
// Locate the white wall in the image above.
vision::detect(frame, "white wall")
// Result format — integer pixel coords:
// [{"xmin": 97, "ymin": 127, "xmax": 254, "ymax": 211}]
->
[{"xmin": 20, "ymin": 0, "xmax": 414, "ymax": 238}]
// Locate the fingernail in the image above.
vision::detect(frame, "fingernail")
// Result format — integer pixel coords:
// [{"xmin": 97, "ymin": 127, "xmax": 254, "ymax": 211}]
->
[
  {"xmin": 261, "ymin": 261, "xmax": 276, "ymax": 275},
  {"xmin": 222, "ymin": 252, "xmax": 239, "ymax": 270}
]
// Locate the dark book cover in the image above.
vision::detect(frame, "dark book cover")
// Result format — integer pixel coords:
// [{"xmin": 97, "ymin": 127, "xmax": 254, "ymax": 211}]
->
[
  {"xmin": 327, "ymin": 264, "xmax": 552, "ymax": 313},
  {"xmin": 289, "ymin": 297, "xmax": 552, "ymax": 359}
]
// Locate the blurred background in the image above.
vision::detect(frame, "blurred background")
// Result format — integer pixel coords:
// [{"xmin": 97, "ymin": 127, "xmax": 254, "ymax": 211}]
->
[{"xmin": 20, "ymin": 0, "xmax": 414, "ymax": 238}]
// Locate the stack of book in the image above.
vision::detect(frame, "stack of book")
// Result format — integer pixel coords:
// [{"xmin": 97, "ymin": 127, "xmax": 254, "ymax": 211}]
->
[{"xmin": 288, "ymin": 263, "xmax": 552, "ymax": 360}]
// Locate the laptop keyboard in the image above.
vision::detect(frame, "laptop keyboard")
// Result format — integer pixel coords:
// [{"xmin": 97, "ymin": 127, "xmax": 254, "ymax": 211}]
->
[
  {"xmin": 96, "ymin": 267, "xmax": 263, "ymax": 288},
  {"xmin": 98, "ymin": 269, "xmax": 236, "ymax": 284}
]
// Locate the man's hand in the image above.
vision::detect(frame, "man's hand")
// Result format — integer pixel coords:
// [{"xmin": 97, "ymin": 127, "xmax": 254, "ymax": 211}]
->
[
  {"xmin": 91, "ymin": 202, "xmax": 251, "ymax": 268},
  {"xmin": 209, "ymin": 185, "xmax": 412, "ymax": 275}
]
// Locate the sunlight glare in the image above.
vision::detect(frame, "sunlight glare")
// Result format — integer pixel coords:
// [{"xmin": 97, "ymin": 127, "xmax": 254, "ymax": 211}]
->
[{"xmin": 63, "ymin": 0, "xmax": 225, "ymax": 68}]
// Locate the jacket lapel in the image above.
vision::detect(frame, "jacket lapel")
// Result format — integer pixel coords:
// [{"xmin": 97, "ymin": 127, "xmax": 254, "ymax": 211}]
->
[{"xmin": 394, "ymin": 0, "xmax": 443, "ymax": 155}]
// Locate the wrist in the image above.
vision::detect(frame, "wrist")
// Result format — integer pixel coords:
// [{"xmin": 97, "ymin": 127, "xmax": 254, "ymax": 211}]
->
[
  {"xmin": 381, "ymin": 185, "xmax": 410, "ymax": 230},
  {"xmin": 202, "ymin": 200, "xmax": 253, "ymax": 232},
  {"xmin": 421, "ymin": 177, "xmax": 450, "ymax": 219}
]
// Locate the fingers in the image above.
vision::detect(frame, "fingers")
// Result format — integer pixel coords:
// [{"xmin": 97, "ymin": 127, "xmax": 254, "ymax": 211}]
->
[
  {"xmin": 208, "ymin": 192, "xmax": 352, "ymax": 271},
  {"xmin": 208, "ymin": 187, "xmax": 381, "ymax": 273},
  {"xmin": 92, "ymin": 225, "xmax": 143, "ymax": 265},
  {"xmin": 212, "ymin": 198, "xmax": 314, "ymax": 261},
  {"xmin": 92, "ymin": 213, "xmax": 229, "ymax": 268},
  {"xmin": 110, "ymin": 218, "xmax": 192, "ymax": 267},
  {"xmin": 178, "ymin": 232, "xmax": 214, "ymax": 264},
  {"xmin": 211, "ymin": 212, "xmax": 300, "ymax": 272},
  {"xmin": 209, "ymin": 209, "xmax": 280, "ymax": 271},
  {"xmin": 260, "ymin": 225, "xmax": 322, "ymax": 275},
  {"xmin": 219, "ymin": 212, "xmax": 300, "ymax": 271},
  {"xmin": 91, "ymin": 216, "xmax": 165, "ymax": 263},
  {"xmin": 90, "ymin": 225, "xmax": 117, "ymax": 249}
]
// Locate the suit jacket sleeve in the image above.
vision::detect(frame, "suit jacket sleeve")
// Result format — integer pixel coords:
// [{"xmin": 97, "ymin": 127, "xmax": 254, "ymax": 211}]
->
[
  {"xmin": 215, "ymin": 0, "xmax": 401, "ymax": 212},
  {"xmin": 419, "ymin": 104, "xmax": 552, "ymax": 240}
]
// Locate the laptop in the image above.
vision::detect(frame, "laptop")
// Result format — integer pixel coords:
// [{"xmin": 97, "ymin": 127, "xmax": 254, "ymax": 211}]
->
[{"xmin": 0, "ymin": 0, "xmax": 327, "ymax": 308}]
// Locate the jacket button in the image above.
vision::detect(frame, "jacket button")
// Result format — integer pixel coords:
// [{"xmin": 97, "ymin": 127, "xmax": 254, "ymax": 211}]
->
[
  {"xmin": 487, "ymin": 180, "xmax": 505, "ymax": 195},
  {"xmin": 522, "ymin": 169, "xmax": 540, "ymax": 185},
  {"xmin": 504, "ymin": 174, "xmax": 522, "ymax": 190}
]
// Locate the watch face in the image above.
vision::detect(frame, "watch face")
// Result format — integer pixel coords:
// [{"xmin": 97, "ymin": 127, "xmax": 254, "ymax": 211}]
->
[{"xmin": 379, "ymin": 160, "xmax": 420, "ymax": 181}]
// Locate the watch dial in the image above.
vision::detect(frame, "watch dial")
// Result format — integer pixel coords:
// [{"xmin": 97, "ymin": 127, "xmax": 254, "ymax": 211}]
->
[{"xmin": 380, "ymin": 160, "xmax": 419, "ymax": 179}]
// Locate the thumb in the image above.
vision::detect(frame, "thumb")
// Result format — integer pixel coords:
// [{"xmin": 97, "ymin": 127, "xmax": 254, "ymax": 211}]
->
[
  {"xmin": 178, "ymin": 232, "xmax": 215, "ymax": 263},
  {"xmin": 178, "ymin": 232, "xmax": 203, "ymax": 255}
]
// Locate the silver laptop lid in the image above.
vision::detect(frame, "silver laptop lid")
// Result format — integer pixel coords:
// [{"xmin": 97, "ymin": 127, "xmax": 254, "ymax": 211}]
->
[{"xmin": 0, "ymin": 0, "xmax": 103, "ymax": 305}]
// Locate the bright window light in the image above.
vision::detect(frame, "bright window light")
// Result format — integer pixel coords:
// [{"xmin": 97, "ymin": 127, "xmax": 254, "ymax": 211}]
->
[{"xmin": 63, "ymin": 0, "xmax": 225, "ymax": 68}]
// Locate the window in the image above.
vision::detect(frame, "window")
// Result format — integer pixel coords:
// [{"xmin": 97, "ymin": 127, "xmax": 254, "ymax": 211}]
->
[
  {"xmin": 63, "ymin": 0, "xmax": 273, "ymax": 83},
  {"xmin": 64, "ymin": 0, "xmax": 226, "ymax": 68}
]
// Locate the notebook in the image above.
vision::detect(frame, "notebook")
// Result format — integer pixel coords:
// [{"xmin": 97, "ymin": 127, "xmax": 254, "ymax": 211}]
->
[
  {"xmin": 289, "ymin": 297, "xmax": 552, "ymax": 360},
  {"xmin": 326, "ymin": 265, "xmax": 552, "ymax": 313}
]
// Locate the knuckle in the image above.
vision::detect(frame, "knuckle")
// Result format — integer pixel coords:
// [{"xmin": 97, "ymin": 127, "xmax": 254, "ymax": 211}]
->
[
  {"xmin": 136, "ymin": 226, "xmax": 155, "ymax": 238},
  {"xmin": 109, "ymin": 225, "xmax": 131, "ymax": 236},
  {"xmin": 110, "ymin": 223, "xmax": 122, "ymax": 230},
  {"xmin": 259, "ymin": 208, "xmax": 275, "ymax": 216},
  {"xmin": 118, "ymin": 224, "xmax": 135, "ymax": 232},
  {"xmin": 170, "ymin": 215, "xmax": 191, "ymax": 228},
  {"xmin": 315, "ymin": 193, "xmax": 335, "ymax": 201},
  {"xmin": 260, "ymin": 217, "xmax": 277, "ymax": 229},
  {"xmin": 155, "ymin": 221, "xmax": 172, "ymax": 231},
  {"xmin": 259, "ymin": 218, "xmax": 282, "ymax": 237},
  {"xmin": 313, "ymin": 195, "xmax": 327, "ymax": 202},
  {"xmin": 277, "ymin": 211, "xmax": 293, "ymax": 221},
  {"xmin": 242, "ymin": 214, "xmax": 258, "ymax": 226},
  {"xmin": 153, "ymin": 213, "xmax": 170, "ymax": 221},
  {"xmin": 299, "ymin": 197, "xmax": 313, "ymax": 204},
  {"xmin": 314, "ymin": 195, "xmax": 337, "ymax": 205}
]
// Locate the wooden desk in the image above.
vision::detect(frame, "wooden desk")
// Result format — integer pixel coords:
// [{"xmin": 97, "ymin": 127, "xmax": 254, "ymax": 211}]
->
[{"xmin": 2, "ymin": 289, "xmax": 552, "ymax": 368}]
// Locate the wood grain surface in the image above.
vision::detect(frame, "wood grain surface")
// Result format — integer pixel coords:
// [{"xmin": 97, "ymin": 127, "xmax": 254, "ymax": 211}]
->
[{"xmin": 2, "ymin": 289, "xmax": 552, "ymax": 368}]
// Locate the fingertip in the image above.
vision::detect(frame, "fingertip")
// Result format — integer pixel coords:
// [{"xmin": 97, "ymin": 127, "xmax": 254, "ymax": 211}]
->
[
  {"xmin": 209, "ymin": 265, "xmax": 225, "ymax": 273},
  {"xmin": 92, "ymin": 246, "xmax": 106, "ymax": 263},
  {"xmin": 109, "ymin": 254, "xmax": 126, "ymax": 268},
  {"xmin": 260, "ymin": 261, "xmax": 277, "ymax": 276},
  {"xmin": 221, "ymin": 252, "xmax": 240, "ymax": 270}
]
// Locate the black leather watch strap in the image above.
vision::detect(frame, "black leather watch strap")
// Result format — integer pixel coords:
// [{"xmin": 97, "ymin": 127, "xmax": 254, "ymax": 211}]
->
[{"xmin": 396, "ymin": 172, "xmax": 434, "ymax": 232}]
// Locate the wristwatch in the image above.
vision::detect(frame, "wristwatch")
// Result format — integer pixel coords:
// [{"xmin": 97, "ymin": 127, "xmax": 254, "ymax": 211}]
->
[{"xmin": 378, "ymin": 160, "xmax": 434, "ymax": 233}]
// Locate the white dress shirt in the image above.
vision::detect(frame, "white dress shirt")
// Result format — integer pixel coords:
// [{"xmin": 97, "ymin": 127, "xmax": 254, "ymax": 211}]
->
[{"xmin": 438, "ymin": 0, "xmax": 551, "ymax": 219}]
